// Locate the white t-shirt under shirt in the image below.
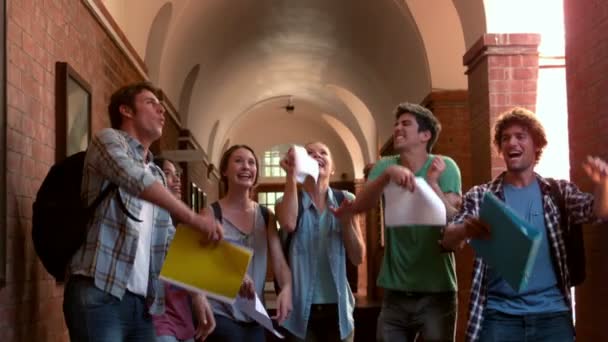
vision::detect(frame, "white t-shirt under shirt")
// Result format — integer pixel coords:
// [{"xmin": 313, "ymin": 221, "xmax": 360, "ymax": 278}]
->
[{"xmin": 127, "ymin": 164, "xmax": 155, "ymax": 296}]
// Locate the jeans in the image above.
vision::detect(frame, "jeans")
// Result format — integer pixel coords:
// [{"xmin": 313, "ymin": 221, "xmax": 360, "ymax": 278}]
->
[
  {"xmin": 378, "ymin": 290, "xmax": 457, "ymax": 342},
  {"xmin": 479, "ymin": 309, "xmax": 574, "ymax": 342},
  {"xmin": 156, "ymin": 336, "xmax": 195, "ymax": 342},
  {"xmin": 286, "ymin": 303, "xmax": 354, "ymax": 342},
  {"xmin": 63, "ymin": 276, "xmax": 155, "ymax": 342},
  {"xmin": 205, "ymin": 314, "xmax": 266, "ymax": 342}
]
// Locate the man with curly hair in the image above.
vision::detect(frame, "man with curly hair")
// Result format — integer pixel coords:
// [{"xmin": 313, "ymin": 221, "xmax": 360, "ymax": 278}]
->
[{"xmin": 441, "ymin": 107, "xmax": 608, "ymax": 341}]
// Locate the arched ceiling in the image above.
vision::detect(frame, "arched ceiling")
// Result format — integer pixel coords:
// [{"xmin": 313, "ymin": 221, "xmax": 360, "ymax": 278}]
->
[{"xmin": 103, "ymin": 0, "xmax": 481, "ymax": 178}]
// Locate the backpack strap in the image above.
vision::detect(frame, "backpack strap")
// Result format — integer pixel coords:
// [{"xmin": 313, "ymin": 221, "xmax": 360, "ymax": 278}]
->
[
  {"xmin": 211, "ymin": 201, "xmax": 223, "ymax": 223},
  {"xmin": 89, "ymin": 184, "xmax": 117, "ymax": 211},
  {"xmin": 259, "ymin": 204, "xmax": 270, "ymax": 228},
  {"xmin": 115, "ymin": 189, "xmax": 143, "ymax": 222},
  {"xmin": 88, "ymin": 184, "xmax": 142, "ymax": 222}
]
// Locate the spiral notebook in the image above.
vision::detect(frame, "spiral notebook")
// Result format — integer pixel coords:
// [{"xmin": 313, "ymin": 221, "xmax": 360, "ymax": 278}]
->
[
  {"xmin": 470, "ymin": 192, "xmax": 542, "ymax": 293},
  {"xmin": 160, "ymin": 224, "xmax": 253, "ymax": 304}
]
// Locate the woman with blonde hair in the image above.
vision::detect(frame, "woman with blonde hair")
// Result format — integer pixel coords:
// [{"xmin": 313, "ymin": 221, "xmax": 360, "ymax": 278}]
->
[{"xmin": 276, "ymin": 142, "xmax": 365, "ymax": 342}]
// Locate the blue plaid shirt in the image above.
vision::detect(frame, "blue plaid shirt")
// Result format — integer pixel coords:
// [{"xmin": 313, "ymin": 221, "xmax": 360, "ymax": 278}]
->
[
  {"xmin": 450, "ymin": 173, "xmax": 595, "ymax": 342},
  {"xmin": 69, "ymin": 128, "xmax": 175, "ymax": 314}
]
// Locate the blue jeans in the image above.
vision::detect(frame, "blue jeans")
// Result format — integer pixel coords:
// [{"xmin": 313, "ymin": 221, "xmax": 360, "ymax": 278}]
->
[
  {"xmin": 286, "ymin": 304, "xmax": 354, "ymax": 342},
  {"xmin": 378, "ymin": 291, "xmax": 457, "ymax": 342},
  {"xmin": 205, "ymin": 314, "xmax": 266, "ymax": 342},
  {"xmin": 63, "ymin": 276, "xmax": 156, "ymax": 342},
  {"xmin": 479, "ymin": 309, "xmax": 574, "ymax": 342}
]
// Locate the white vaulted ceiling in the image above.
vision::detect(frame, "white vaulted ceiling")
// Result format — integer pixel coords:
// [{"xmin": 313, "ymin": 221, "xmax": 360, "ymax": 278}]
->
[{"xmin": 102, "ymin": 0, "xmax": 483, "ymax": 179}]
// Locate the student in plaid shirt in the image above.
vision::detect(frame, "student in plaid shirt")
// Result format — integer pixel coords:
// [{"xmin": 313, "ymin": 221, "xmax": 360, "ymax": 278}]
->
[
  {"xmin": 441, "ymin": 107, "xmax": 608, "ymax": 342},
  {"xmin": 63, "ymin": 82, "xmax": 223, "ymax": 342}
]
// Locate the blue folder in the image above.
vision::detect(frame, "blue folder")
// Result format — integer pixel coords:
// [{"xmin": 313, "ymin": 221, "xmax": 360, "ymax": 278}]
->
[{"xmin": 470, "ymin": 192, "xmax": 542, "ymax": 293}]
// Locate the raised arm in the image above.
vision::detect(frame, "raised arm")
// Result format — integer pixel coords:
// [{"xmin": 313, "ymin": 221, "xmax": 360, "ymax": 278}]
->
[
  {"xmin": 338, "ymin": 195, "xmax": 366, "ymax": 265},
  {"xmin": 89, "ymin": 129, "xmax": 222, "ymax": 240},
  {"xmin": 275, "ymin": 148, "xmax": 299, "ymax": 232}
]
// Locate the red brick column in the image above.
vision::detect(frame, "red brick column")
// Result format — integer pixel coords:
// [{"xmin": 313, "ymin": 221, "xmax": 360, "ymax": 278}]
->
[
  {"xmin": 458, "ymin": 34, "xmax": 540, "ymax": 342},
  {"xmin": 463, "ymin": 34, "xmax": 541, "ymax": 184},
  {"xmin": 421, "ymin": 90, "xmax": 472, "ymax": 192},
  {"xmin": 565, "ymin": 0, "xmax": 608, "ymax": 340}
]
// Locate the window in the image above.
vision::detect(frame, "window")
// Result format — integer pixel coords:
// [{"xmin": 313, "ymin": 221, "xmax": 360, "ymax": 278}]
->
[
  {"xmin": 257, "ymin": 191, "xmax": 284, "ymax": 216},
  {"xmin": 190, "ymin": 183, "xmax": 205, "ymax": 213},
  {"xmin": 262, "ymin": 145, "xmax": 290, "ymax": 178}
]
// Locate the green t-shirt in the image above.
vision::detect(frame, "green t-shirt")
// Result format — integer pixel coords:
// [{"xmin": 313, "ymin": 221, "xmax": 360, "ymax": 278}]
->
[{"xmin": 368, "ymin": 154, "xmax": 461, "ymax": 292}]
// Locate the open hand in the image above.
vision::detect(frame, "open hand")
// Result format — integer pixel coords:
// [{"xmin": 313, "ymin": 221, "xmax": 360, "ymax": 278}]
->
[
  {"xmin": 192, "ymin": 294, "xmax": 215, "ymax": 341},
  {"xmin": 583, "ymin": 156, "xmax": 608, "ymax": 185},
  {"xmin": 272, "ymin": 286, "xmax": 292, "ymax": 324}
]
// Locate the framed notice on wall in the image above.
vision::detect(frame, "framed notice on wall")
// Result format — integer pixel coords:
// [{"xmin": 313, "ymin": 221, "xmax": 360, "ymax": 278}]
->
[{"xmin": 55, "ymin": 62, "xmax": 92, "ymax": 161}]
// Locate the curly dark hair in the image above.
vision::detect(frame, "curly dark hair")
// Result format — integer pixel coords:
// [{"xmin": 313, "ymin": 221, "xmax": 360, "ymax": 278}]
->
[
  {"xmin": 394, "ymin": 102, "xmax": 442, "ymax": 152},
  {"xmin": 493, "ymin": 107, "xmax": 547, "ymax": 162}
]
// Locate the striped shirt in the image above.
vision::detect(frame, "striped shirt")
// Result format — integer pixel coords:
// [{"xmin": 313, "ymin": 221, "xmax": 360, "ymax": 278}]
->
[
  {"xmin": 450, "ymin": 172, "xmax": 595, "ymax": 342},
  {"xmin": 69, "ymin": 128, "xmax": 175, "ymax": 314}
]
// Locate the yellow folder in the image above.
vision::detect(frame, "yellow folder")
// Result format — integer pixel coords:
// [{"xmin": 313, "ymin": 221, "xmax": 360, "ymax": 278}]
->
[{"xmin": 160, "ymin": 224, "xmax": 253, "ymax": 304}]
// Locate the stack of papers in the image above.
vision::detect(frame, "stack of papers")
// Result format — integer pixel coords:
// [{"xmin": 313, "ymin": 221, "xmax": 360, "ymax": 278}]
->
[
  {"xmin": 160, "ymin": 225, "xmax": 253, "ymax": 304},
  {"xmin": 293, "ymin": 145, "xmax": 319, "ymax": 183},
  {"xmin": 236, "ymin": 293, "xmax": 284, "ymax": 338},
  {"xmin": 383, "ymin": 178, "xmax": 447, "ymax": 226},
  {"xmin": 470, "ymin": 192, "xmax": 542, "ymax": 293}
]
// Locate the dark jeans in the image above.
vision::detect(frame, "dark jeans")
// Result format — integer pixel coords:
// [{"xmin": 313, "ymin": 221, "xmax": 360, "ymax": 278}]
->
[
  {"xmin": 479, "ymin": 309, "xmax": 574, "ymax": 342},
  {"xmin": 63, "ymin": 276, "xmax": 155, "ymax": 342},
  {"xmin": 378, "ymin": 290, "xmax": 457, "ymax": 342},
  {"xmin": 287, "ymin": 303, "xmax": 354, "ymax": 342},
  {"xmin": 205, "ymin": 314, "xmax": 266, "ymax": 342}
]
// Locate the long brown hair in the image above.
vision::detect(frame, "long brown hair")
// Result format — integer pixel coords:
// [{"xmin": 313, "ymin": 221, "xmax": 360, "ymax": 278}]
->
[{"xmin": 219, "ymin": 144, "xmax": 259, "ymax": 193}]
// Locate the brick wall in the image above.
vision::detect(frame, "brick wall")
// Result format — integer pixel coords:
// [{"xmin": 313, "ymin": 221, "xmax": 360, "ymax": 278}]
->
[
  {"xmin": 564, "ymin": 0, "xmax": 608, "ymax": 340},
  {"xmin": 3, "ymin": 0, "xmax": 145, "ymax": 340},
  {"xmin": 463, "ymin": 34, "xmax": 541, "ymax": 183},
  {"xmin": 422, "ymin": 90, "xmax": 472, "ymax": 192}
]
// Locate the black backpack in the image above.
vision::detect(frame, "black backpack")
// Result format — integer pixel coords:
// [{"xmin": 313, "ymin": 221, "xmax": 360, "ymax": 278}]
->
[
  {"xmin": 547, "ymin": 178, "xmax": 586, "ymax": 286},
  {"xmin": 32, "ymin": 151, "xmax": 139, "ymax": 281}
]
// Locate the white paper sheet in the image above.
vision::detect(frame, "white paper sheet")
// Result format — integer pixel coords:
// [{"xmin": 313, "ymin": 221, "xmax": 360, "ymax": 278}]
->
[
  {"xmin": 383, "ymin": 177, "xmax": 447, "ymax": 226},
  {"xmin": 236, "ymin": 293, "xmax": 284, "ymax": 339},
  {"xmin": 293, "ymin": 145, "xmax": 319, "ymax": 183}
]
